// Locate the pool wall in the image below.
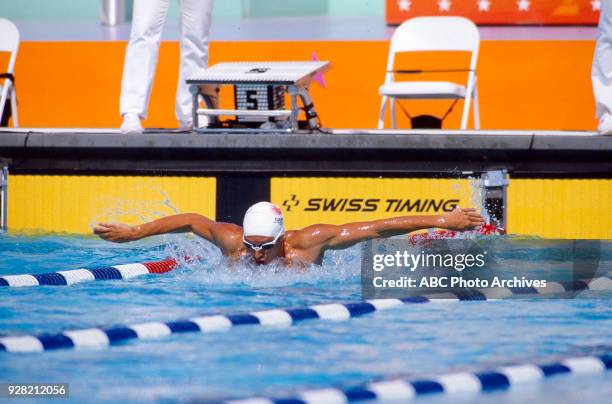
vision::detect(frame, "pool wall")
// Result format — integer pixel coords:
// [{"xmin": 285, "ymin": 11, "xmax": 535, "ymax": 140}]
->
[{"xmin": 5, "ymin": 173, "xmax": 611, "ymax": 238}]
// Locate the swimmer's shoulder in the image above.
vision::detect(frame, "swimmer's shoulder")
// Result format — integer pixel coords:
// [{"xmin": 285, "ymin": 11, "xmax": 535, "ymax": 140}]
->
[
  {"xmin": 284, "ymin": 235, "xmax": 325, "ymax": 266},
  {"xmin": 211, "ymin": 222, "xmax": 244, "ymax": 251},
  {"xmin": 213, "ymin": 221, "xmax": 243, "ymax": 233},
  {"xmin": 285, "ymin": 224, "xmax": 337, "ymax": 249}
]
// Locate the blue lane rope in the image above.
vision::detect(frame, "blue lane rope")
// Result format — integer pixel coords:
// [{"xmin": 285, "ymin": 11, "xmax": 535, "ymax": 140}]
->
[
  {"xmin": 220, "ymin": 353, "xmax": 612, "ymax": 404},
  {"xmin": 0, "ymin": 276, "xmax": 609, "ymax": 354},
  {"xmin": 0, "ymin": 259, "xmax": 178, "ymax": 288}
]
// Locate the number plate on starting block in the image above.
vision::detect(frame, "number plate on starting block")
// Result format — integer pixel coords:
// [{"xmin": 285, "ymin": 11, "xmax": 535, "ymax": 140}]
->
[{"xmin": 234, "ymin": 85, "xmax": 286, "ymax": 122}]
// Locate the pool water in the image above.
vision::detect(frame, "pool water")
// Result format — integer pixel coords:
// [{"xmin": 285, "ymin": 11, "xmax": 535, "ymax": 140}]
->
[{"xmin": 0, "ymin": 233, "xmax": 611, "ymax": 403}]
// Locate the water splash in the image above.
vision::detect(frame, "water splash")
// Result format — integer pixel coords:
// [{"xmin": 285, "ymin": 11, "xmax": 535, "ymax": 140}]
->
[
  {"xmin": 88, "ymin": 183, "xmax": 181, "ymax": 231},
  {"xmin": 469, "ymin": 175, "xmax": 491, "ymax": 224},
  {"xmin": 161, "ymin": 233, "xmax": 361, "ymax": 288}
]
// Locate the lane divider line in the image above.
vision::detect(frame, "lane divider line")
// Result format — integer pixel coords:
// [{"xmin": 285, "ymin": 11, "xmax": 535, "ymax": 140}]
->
[
  {"xmin": 0, "ymin": 259, "xmax": 178, "ymax": 288},
  {"xmin": 220, "ymin": 353, "xmax": 612, "ymax": 404},
  {"xmin": 0, "ymin": 276, "xmax": 609, "ymax": 354}
]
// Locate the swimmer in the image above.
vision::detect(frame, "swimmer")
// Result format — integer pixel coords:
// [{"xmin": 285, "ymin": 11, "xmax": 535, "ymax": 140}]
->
[{"xmin": 94, "ymin": 202, "xmax": 484, "ymax": 266}]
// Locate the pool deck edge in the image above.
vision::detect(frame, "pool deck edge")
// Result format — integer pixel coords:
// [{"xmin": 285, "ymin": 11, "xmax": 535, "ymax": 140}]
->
[{"xmin": 0, "ymin": 129, "xmax": 610, "ymax": 176}]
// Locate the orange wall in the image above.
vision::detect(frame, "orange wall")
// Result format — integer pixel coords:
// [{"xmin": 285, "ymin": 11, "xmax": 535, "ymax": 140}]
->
[{"xmin": 8, "ymin": 40, "xmax": 597, "ymax": 130}]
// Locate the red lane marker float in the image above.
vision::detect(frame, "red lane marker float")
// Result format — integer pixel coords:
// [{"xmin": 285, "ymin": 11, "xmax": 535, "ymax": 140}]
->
[
  {"xmin": 143, "ymin": 259, "xmax": 179, "ymax": 273},
  {"xmin": 0, "ymin": 258, "xmax": 180, "ymax": 287}
]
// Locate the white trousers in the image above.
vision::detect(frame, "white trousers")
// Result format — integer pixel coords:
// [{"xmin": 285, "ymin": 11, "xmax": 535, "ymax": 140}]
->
[
  {"xmin": 120, "ymin": 0, "xmax": 213, "ymax": 122},
  {"xmin": 593, "ymin": 0, "xmax": 612, "ymax": 118}
]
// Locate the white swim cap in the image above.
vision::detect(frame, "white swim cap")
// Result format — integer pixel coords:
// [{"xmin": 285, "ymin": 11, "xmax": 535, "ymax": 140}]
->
[{"xmin": 242, "ymin": 202, "xmax": 285, "ymax": 238}]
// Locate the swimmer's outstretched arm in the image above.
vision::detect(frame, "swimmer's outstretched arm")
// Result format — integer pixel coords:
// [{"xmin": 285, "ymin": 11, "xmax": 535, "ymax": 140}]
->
[
  {"xmin": 94, "ymin": 213, "xmax": 222, "ymax": 243},
  {"xmin": 297, "ymin": 208, "xmax": 484, "ymax": 251}
]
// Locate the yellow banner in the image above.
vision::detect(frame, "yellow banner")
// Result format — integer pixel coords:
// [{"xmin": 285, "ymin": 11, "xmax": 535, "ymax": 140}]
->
[
  {"xmin": 8, "ymin": 175, "xmax": 216, "ymax": 234},
  {"xmin": 508, "ymin": 179, "xmax": 612, "ymax": 239},
  {"xmin": 273, "ymin": 177, "xmax": 612, "ymax": 239},
  {"xmin": 271, "ymin": 177, "xmax": 477, "ymax": 230}
]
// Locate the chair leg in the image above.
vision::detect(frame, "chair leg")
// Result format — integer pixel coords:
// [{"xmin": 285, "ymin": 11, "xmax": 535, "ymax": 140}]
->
[
  {"xmin": 460, "ymin": 96, "xmax": 471, "ymax": 130},
  {"xmin": 0, "ymin": 88, "xmax": 7, "ymax": 127},
  {"xmin": 390, "ymin": 98, "xmax": 396, "ymax": 129},
  {"xmin": 378, "ymin": 96, "xmax": 388, "ymax": 129},
  {"xmin": 10, "ymin": 87, "xmax": 18, "ymax": 127},
  {"xmin": 473, "ymin": 86, "xmax": 480, "ymax": 130}
]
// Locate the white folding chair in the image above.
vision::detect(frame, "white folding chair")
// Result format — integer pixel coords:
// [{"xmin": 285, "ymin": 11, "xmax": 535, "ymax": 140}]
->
[
  {"xmin": 0, "ymin": 18, "xmax": 19, "ymax": 127},
  {"xmin": 378, "ymin": 16, "xmax": 480, "ymax": 130}
]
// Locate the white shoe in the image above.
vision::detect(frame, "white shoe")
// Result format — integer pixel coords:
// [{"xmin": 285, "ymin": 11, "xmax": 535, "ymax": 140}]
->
[
  {"xmin": 178, "ymin": 116, "xmax": 210, "ymax": 131},
  {"xmin": 120, "ymin": 113, "xmax": 143, "ymax": 134},
  {"xmin": 178, "ymin": 120, "xmax": 193, "ymax": 132},
  {"xmin": 597, "ymin": 113, "xmax": 612, "ymax": 136}
]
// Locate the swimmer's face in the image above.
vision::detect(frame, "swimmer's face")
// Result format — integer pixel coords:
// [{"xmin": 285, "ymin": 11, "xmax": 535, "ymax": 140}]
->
[{"xmin": 243, "ymin": 235, "xmax": 284, "ymax": 265}]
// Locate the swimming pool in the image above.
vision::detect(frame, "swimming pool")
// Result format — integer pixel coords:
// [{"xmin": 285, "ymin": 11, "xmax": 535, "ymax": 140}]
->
[{"xmin": 0, "ymin": 233, "xmax": 610, "ymax": 403}]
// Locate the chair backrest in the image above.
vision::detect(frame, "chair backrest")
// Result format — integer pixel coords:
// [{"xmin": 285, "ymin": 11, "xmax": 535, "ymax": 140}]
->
[
  {"xmin": 0, "ymin": 18, "xmax": 20, "ymax": 73},
  {"xmin": 385, "ymin": 16, "xmax": 480, "ymax": 81}
]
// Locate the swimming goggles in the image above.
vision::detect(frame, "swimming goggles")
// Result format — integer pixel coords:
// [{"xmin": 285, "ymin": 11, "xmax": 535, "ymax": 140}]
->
[{"xmin": 242, "ymin": 230, "xmax": 283, "ymax": 251}]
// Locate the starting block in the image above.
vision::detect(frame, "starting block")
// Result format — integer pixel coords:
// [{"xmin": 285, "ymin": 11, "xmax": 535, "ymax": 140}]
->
[{"xmin": 187, "ymin": 61, "xmax": 330, "ymax": 133}]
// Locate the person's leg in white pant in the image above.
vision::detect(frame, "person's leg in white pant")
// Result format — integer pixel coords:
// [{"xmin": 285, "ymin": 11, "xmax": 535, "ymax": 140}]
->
[
  {"xmin": 175, "ymin": 0, "xmax": 214, "ymax": 129},
  {"xmin": 592, "ymin": 1, "xmax": 612, "ymax": 135},
  {"xmin": 119, "ymin": 0, "xmax": 170, "ymax": 133}
]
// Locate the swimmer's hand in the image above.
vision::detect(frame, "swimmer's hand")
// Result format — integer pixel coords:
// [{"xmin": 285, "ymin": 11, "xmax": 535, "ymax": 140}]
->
[
  {"xmin": 436, "ymin": 208, "xmax": 485, "ymax": 231},
  {"xmin": 94, "ymin": 223, "xmax": 140, "ymax": 243}
]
